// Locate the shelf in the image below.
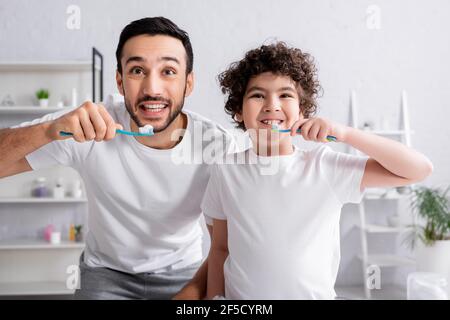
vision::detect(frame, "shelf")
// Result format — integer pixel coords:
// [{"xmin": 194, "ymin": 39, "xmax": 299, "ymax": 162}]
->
[
  {"xmin": 0, "ymin": 197, "xmax": 87, "ymax": 204},
  {"xmin": 363, "ymin": 130, "xmax": 414, "ymax": 136},
  {"xmin": 364, "ymin": 193, "xmax": 411, "ymax": 200},
  {"xmin": 0, "ymin": 239, "xmax": 85, "ymax": 250},
  {"xmin": 358, "ymin": 254, "xmax": 416, "ymax": 267},
  {"xmin": 336, "ymin": 284, "xmax": 407, "ymax": 300},
  {"xmin": 0, "ymin": 281, "xmax": 75, "ymax": 296},
  {"xmin": 0, "ymin": 61, "xmax": 99, "ymax": 72},
  {"xmin": 359, "ymin": 223, "xmax": 410, "ymax": 233},
  {"xmin": 0, "ymin": 106, "xmax": 75, "ymax": 115}
]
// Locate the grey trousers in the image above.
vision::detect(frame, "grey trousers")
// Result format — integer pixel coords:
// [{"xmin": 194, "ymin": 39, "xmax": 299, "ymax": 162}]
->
[{"xmin": 74, "ymin": 254, "xmax": 202, "ymax": 300}]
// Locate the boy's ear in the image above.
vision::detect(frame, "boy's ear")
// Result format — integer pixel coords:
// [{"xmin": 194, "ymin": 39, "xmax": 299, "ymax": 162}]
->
[{"xmin": 298, "ymin": 109, "xmax": 305, "ymax": 120}]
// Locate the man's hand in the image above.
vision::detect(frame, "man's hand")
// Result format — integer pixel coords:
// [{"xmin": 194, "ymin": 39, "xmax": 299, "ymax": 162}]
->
[
  {"xmin": 47, "ymin": 101, "xmax": 123, "ymax": 143},
  {"xmin": 290, "ymin": 117, "xmax": 349, "ymax": 143}
]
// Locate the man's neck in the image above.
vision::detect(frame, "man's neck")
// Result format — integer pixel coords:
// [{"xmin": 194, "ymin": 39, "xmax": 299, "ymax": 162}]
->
[{"xmin": 130, "ymin": 112, "xmax": 188, "ymax": 149}]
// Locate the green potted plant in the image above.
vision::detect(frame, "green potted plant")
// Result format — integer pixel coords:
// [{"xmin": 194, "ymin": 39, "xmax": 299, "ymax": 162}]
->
[
  {"xmin": 74, "ymin": 224, "xmax": 83, "ymax": 243},
  {"xmin": 36, "ymin": 89, "xmax": 49, "ymax": 107},
  {"xmin": 405, "ymin": 186, "xmax": 450, "ymax": 278}
]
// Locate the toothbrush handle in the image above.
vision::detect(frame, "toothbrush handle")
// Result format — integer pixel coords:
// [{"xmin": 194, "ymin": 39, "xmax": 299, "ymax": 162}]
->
[
  {"xmin": 115, "ymin": 129, "xmax": 151, "ymax": 137},
  {"xmin": 273, "ymin": 128, "xmax": 337, "ymax": 142},
  {"xmin": 59, "ymin": 129, "xmax": 151, "ymax": 137},
  {"xmin": 295, "ymin": 129, "xmax": 337, "ymax": 142}
]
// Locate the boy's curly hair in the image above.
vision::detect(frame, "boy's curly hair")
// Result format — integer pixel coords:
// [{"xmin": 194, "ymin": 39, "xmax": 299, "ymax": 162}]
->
[{"xmin": 218, "ymin": 42, "xmax": 321, "ymax": 130}]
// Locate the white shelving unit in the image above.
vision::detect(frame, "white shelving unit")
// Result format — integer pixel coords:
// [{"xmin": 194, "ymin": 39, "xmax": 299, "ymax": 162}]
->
[
  {"xmin": 0, "ymin": 239, "xmax": 85, "ymax": 250},
  {"xmin": 0, "ymin": 61, "xmax": 97, "ymax": 72},
  {"xmin": 0, "ymin": 197, "xmax": 87, "ymax": 204},
  {"xmin": 349, "ymin": 90, "xmax": 416, "ymax": 299},
  {"xmin": 0, "ymin": 106, "xmax": 75, "ymax": 115},
  {"xmin": 0, "ymin": 58, "xmax": 99, "ymax": 297}
]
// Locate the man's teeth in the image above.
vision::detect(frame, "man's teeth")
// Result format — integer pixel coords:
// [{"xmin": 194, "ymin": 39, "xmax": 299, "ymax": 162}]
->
[
  {"xmin": 141, "ymin": 104, "xmax": 167, "ymax": 112},
  {"xmin": 261, "ymin": 120, "xmax": 282, "ymax": 125}
]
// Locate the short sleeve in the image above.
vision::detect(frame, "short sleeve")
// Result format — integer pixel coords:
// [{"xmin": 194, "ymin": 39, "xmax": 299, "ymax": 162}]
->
[
  {"xmin": 11, "ymin": 108, "xmax": 78, "ymax": 170},
  {"xmin": 201, "ymin": 165, "xmax": 227, "ymax": 223},
  {"xmin": 320, "ymin": 145, "xmax": 369, "ymax": 204}
]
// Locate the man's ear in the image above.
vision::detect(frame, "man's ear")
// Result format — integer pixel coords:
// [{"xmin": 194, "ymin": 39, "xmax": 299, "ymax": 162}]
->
[
  {"xmin": 116, "ymin": 70, "xmax": 124, "ymax": 96},
  {"xmin": 184, "ymin": 72, "xmax": 194, "ymax": 97},
  {"xmin": 234, "ymin": 113, "xmax": 243, "ymax": 122}
]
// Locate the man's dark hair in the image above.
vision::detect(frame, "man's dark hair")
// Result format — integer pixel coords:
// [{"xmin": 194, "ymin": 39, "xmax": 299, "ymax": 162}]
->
[{"xmin": 116, "ymin": 17, "xmax": 193, "ymax": 75}]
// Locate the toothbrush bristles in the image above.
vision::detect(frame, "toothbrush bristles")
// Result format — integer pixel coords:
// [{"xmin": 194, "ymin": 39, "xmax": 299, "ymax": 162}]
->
[{"xmin": 138, "ymin": 124, "xmax": 154, "ymax": 135}]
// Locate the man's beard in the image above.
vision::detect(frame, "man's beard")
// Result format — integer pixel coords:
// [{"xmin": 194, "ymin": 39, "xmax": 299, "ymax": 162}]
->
[{"xmin": 123, "ymin": 88, "xmax": 186, "ymax": 133}]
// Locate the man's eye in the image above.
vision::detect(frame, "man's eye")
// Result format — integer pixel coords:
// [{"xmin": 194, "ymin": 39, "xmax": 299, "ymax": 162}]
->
[
  {"xmin": 130, "ymin": 67, "xmax": 144, "ymax": 75},
  {"xmin": 164, "ymin": 69, "xmax": 176, "ymax": 76}
]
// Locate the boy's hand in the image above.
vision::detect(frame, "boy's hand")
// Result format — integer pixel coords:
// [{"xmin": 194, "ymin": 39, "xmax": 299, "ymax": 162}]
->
[{"xmin": 290, "ymin": 117, "xmax": 349, "ymax": 143}]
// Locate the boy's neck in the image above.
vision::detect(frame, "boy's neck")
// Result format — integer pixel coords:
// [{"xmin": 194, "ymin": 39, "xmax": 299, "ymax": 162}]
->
[
  {"xmin": 255, "ymin": 140, "xmax": 294, "ymax": 157},
  {"xmin": 130, "ymin": 112, "xmax": 187, "ymax": 149}
]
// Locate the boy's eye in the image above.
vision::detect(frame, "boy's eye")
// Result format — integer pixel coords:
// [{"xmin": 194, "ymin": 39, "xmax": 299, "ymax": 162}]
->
[
  {"xmin": 280, "ymin": 93, "xmax": 294, "ymax": 98},
  {"xmin": 249, "ymin": 93, "xmax": 264, "ymax": 99}
]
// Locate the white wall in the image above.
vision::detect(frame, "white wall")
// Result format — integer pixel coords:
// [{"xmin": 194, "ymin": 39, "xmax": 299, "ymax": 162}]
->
[{"xmin": 1, "ymin": 0, "xmax": 449, "ymax": 288}]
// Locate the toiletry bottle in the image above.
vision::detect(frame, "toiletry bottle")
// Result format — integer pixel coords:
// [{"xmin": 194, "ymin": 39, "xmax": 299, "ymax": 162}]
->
[
  {"xmin": 32, "ymin": 177, "xmax": 49, "ymax": 197},
  {"xmin": 53, "ymin": 178, "xmax": 65, "ymax": 199},
  {"xmin": 69, "ymin": 224, "xmax": 75, "ymax": 242},
  {"xmin": 44, "ymin": 224, "xmax": 54, "ymax": 242}
]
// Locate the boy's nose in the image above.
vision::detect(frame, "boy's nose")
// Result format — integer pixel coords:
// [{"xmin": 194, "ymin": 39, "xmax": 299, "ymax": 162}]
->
[{"xmin": 263, "ymin": 104, "xmax": 282, "ymax": 112}]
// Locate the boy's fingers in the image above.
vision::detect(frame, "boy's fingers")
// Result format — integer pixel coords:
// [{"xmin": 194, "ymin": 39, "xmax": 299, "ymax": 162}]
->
[
  {"xmin": 309, "ymin": 123, "xmax": 321, "ymax": 140},
  {"xmin": 300, "ymin": 120, "xmax": 313, "ymax": 140},
  {"xmin": 290, "ymin": 118, "xmax": 309, "ymax": 136},
  {"xmin": 318, "ymin": 127, "xmax": 329, "ymax": 142}
]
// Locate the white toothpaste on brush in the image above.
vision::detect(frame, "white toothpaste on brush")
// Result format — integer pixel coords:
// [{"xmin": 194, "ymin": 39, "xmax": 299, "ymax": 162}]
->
[{"xmin": 138, "ymin": 124, "xmax": 154, "ymax": 135}]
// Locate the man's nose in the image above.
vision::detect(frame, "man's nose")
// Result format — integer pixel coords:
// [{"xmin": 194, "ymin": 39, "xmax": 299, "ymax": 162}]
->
[{"xmin": 142, "ymin": 72, "xmax": 163, "ymax": 97}]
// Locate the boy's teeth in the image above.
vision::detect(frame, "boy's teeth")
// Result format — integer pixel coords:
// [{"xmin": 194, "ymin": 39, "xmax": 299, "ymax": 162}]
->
[{"xmin": 261, "ymin": 120, "xmax": 281, "ymax": 125}]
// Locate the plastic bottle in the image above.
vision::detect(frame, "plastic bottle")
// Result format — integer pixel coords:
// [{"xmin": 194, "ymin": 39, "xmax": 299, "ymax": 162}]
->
[
  {"xmin": 69, "ymin": 224, "xmax": 75, "ymax": 242},
  {"xmin": 32, "ymin": 177, "xmax": 49, "ymax": 197}
]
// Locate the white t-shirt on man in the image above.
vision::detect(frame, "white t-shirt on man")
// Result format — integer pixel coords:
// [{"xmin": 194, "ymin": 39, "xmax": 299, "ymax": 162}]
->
[
  {"xmin": 201, "ymin": 145, "xmax": 369, "ymax": 299},
  {"xmin": 18, "ymin": 99, "xmax": 235, "ymax": 273}
]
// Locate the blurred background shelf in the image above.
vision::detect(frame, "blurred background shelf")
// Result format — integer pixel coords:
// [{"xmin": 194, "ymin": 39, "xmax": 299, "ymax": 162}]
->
[
  {"xmin": 0, "ymin": 197, "xmax": 87, "ymax": 204},
  {"xmin": 358, "ymin": 254, "xmax": 416, "ymax": 267},
  {"xmin": 0, "ymin": 106, "xmax": 74, "ymax": 115},
  {"xmin": 0, "ymin": 239, "xmax": 85, "ymax": 250},
  {"xmin": 0, "ymin": 61, "xmax": 99, "ymax": 72},
  {"xmin": 359, "ymin": 223, "xmax": 410, "ymax": 234}
]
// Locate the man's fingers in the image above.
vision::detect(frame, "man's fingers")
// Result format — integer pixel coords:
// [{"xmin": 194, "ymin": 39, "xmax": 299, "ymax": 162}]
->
[
  {"xmin": 78, "ymin": 108, "xmax": 96, "ymax": 141},
  {"xmin": 57, "ymin": 101, "xmax": 123, "ymax": 143},
  {"xmin": 97, "ymin": 105, "xmax": 117, "ymax": 141},
  {"xmin": 87, "ymin": 106, "xmax": 107, "ymax": 142}
]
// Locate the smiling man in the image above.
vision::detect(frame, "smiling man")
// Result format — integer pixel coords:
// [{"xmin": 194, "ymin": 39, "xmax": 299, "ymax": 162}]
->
[{"xmin": 0, "ymin": 17, "xmax": 235, "ymax": 299}]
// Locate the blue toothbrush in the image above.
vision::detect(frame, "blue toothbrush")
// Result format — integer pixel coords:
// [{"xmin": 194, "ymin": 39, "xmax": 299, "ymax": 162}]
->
[
  {"xmin": 59, "ymin": 125, "xmax": 154, "ymax": 137},
  {"xmin": 271, "ymin": 124, "xmax": 337, "ymax": 142}
]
